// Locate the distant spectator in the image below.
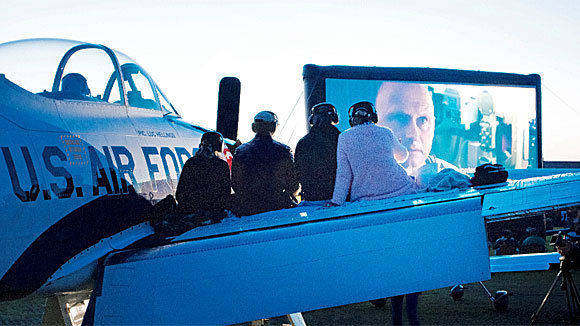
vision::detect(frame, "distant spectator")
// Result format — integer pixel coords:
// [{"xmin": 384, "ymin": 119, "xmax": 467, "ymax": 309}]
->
[
  {"xmin": 521, "ymin": 227, "xmax": 546, "ymax": 254},
  {"xmin": 493, "ymin": 229, "xmax": 520, "ymax": 255}
]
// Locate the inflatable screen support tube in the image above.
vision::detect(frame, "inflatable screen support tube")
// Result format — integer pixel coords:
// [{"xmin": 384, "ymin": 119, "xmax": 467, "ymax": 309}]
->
[{"xmin": 92, "ymin": 196, "xmax": 488, "ymax": 325}]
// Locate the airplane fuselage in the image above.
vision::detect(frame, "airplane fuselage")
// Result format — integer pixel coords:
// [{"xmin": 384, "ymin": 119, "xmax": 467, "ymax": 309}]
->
[{"xmin": 0, "ymin": 44, "xmax": 216, "ymax": 299}]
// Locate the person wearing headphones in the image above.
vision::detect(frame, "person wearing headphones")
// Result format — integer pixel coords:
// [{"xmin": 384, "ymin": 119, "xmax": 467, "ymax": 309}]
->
[
  {"xmin": 231, "ymin": 111, "xmax": 299, "ymax": 216},
  {"xmin": 328, "ymin": 101, "xmax": 420, "ymax": 325},
  {"xmin": 60, "ymin": 73, "xmax": 93, "ymax": 101},
  {"xmin": 295, "ymin": 103, "xmax": 341, "ymax": 203},
  {"xmin": 329, "ymin": 101, "xmax": 415, "ymax": 206},
  {"xmin": 175, "ymin": 131, "xmax": 231, "ymax": 224}
]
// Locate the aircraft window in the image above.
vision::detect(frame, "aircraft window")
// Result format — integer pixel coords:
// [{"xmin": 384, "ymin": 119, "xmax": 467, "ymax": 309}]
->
[
  {"xmin": 58, "ymin": 48, "xmax": 117, "ymax": 103},
  {"xmin": 0, "ymin": 39, "xmax": 177, "ymax": 113},
  {"xmin": 156, "ymin": 86, "xmax": 176, "ymax": 114},
  {"xmin": 108, "ymin": 78, "xmax": 122, "ymax": 104},
  {"xmin": 0, "ymin": 39, "xmax": 80, "ymax": 95},
  {"xmin": 124, "ymin": 69, "xmax": 160, "ymax": 110}
]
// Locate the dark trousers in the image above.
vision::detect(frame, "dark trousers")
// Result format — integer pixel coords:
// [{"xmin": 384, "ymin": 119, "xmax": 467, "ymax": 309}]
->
[{"xmin": 391, "ymin": 292, "xmax": 420, "ymax": 325}]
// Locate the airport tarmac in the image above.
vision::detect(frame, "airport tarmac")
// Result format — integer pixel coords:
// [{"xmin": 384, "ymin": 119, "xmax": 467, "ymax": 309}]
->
[{"xmin": 1, "ymin": 269, "xmax": 577, "ymax": 325}]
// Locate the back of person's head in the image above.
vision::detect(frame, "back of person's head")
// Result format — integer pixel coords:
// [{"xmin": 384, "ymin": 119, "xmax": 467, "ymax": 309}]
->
[
  {"xmin": 252, "ymin": 111, "xmax": 278, "ymax": 135},
  {"xmin": 61, "ymin": 73, "xmax": 90, "ymax": 96},
  {"xmin": 501, "ymin": 229, "xmax": 513, "ymax": 239},
  {"xmin": 348, "ymin": 101, "xmax": 377, "ymax": 127},
  {"xmin": 310, "ymin": 102, "xmax": 338, "ymax": 127},
  {"xmin": 526, "ymin": 227, "xmax": 538, "ymax": 237},
  {"xmin": 196, "ymin": 131, "xmax": 223, "ymax": 158}
]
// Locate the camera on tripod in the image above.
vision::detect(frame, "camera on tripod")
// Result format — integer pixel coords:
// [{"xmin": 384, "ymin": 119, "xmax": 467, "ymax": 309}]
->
[
  {"xmin": 531, "ymin": 229, "xmax": 580, "ymax": 324},
  {"xmin": 550, "ymin": 232, "xmax": 568, "ymax": 248},
  {"xmin": 549, "ymin": 230, "xmax": 580, "ymax": 268}
]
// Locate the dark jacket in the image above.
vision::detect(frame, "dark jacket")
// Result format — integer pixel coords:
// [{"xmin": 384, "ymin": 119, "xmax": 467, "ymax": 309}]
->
[
  {"xmin": 493, "ymin": 236, "xmax": 520, "ymax": 255},
  {"xmin": 175, "ymin": 155, "xmax": 231, "ymax": 215},
  {"xmin": 231, "ymin": 134, "xmax": 299, "ymax": 216},
  {"xmin": 295, "ymin": 125, "xmax": 340, "ymax": 201}
]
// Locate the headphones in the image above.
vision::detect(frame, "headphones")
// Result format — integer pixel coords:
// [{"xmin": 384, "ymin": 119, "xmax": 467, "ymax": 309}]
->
[
  {"xmin": 348, "ymin": 101, "xmax": 378, "ymax": 127},
  {"xmin": 309, "ymin": 102, "xmax": 339, "ymax": 125},
  {"xmin": 200, "ymin": 131, "xmax": 224, "ymax": 152},
  {"xmin": 61, "ymin": 73, "xmax": 90, "ymax": 96},
  {"xmin": 252, "ymin": 111, "xmax": 278, "ymax": 134}
]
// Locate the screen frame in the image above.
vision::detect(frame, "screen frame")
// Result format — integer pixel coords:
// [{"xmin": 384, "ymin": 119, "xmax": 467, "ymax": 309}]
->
[{"xmin": 303, "ymin": 64, "xmax": 542, "ymax": 168}]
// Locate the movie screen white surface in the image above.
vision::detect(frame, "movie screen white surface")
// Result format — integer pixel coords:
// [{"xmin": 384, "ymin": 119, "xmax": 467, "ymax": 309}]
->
[{"xmin": 326, "ymin": 79, "xmax": 538, "ymax": 172}]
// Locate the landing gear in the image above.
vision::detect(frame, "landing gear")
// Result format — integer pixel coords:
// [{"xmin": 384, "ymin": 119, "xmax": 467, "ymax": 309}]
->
[{"xmin": 449, "ymin": 282, "xmax": 511, "ymax": 312}]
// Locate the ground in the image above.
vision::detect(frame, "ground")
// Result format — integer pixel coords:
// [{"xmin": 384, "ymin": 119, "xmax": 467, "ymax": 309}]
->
[
  {"xmin": 1, "ymin": 270, "xmax": 578, "ymax": 325},
  {"xmin": 265, "ymin": 270, "xmax": 579, "ymax": 326}
]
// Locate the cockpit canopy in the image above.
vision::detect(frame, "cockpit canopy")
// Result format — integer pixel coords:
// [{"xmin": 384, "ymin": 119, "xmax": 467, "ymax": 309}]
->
[{"xmin": 0, "ymin": 38, "xmax": 177, "ymax": 114}]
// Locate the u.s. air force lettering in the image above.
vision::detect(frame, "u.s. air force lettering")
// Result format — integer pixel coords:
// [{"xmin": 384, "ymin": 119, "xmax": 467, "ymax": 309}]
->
[{"xmin": 1, "ymin": 145, "xmax": 195, "ymax": 202}]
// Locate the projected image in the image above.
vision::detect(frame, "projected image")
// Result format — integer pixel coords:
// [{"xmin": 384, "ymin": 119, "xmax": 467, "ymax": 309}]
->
[{"xmin": 326, "ymin": 79, "xmax": 538, "ymax": 174}]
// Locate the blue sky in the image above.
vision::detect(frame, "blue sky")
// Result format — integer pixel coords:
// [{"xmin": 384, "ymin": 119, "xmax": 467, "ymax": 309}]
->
[{"xmin": 1, "ymin": 0, "xmax": 579, "ymax": 161}]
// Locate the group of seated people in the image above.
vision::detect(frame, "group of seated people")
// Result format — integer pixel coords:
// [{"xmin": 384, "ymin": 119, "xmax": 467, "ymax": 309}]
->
[
  {"xmin": 492, "ymin": 210, "xmax": 580, "ymax": 256},
  {"xmin": 171, "ymin": 101, "xmax": 431, "ymax": 325},
  {"xmin": 173, "ymin": 99, "xmax": 483, "ymax": 226},
  {"xmin": 172, "ymin": 101, "xmax": 430, "ymax": 225},
  {"xmin": 493, "ymin": 228, "xmax": 547, "ymax": 256}
]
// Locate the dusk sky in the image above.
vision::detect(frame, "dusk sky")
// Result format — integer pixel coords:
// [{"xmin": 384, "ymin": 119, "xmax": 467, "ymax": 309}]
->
[{"xmin": 1, "ymin": 0, "xmax": 579, "ymax": 161}]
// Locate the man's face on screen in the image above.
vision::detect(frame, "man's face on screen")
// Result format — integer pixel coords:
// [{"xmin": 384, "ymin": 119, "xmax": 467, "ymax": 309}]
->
[{"xmin": 376, "ymin": 83, "xmax": 435, "ymax": 171}]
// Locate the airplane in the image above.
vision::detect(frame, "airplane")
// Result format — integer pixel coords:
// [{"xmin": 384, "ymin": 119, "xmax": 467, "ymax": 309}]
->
[
  {"xmin": 89, "ymin": 172, "xmax": 579, "ymax": 325},
  {"xmin": 0, "ymin": 38, "xmax": 239, "ymax": 301},
  {"xmin": 0, "ymin": 39, "xmax": 578, "ymax": 325}
]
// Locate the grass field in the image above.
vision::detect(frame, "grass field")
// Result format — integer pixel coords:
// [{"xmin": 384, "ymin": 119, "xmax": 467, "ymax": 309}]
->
[
  {"xmin": 1, "ymin": 270, "xmax": 578, "ymax": 325},
  {"xmin": 300, "ymin": 270, "xmax": 578, "ymax": 325}
]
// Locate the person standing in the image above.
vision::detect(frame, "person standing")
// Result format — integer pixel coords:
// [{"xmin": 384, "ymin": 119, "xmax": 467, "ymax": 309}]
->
[
  {"xmin": 295, "ymin": 102, "xmax": 341, "ymax": 203},
  {"xmin": 231, "ymin": 111, "xmax": 299, "ymax": 216}
]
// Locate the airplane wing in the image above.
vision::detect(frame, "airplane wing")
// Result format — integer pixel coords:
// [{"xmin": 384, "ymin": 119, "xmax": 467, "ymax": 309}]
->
[
  {"xmin": 84, "ymin": 171, "xmax": 579, "ymax": 325},
  {"xmin": 91, "ymin": 194, "xmax": 487, "ymax": 325}
]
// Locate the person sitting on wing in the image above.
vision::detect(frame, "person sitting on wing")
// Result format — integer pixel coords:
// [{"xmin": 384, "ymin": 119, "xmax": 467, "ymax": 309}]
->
[{"xmin": 176, "ymin": 131, "xmax": 231, "ymax": 224}]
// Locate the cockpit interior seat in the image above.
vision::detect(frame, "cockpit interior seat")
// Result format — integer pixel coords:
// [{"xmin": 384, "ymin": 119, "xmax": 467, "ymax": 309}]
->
[{"xmin": 127, "ymin": 90, "xmax": 158, "ymax": 110}]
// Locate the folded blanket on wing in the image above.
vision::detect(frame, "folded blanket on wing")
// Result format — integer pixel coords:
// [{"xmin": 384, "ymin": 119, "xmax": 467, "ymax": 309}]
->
[{"xmin": 427, "ymin": 168, "xmax": 472, "ymax": 192}]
